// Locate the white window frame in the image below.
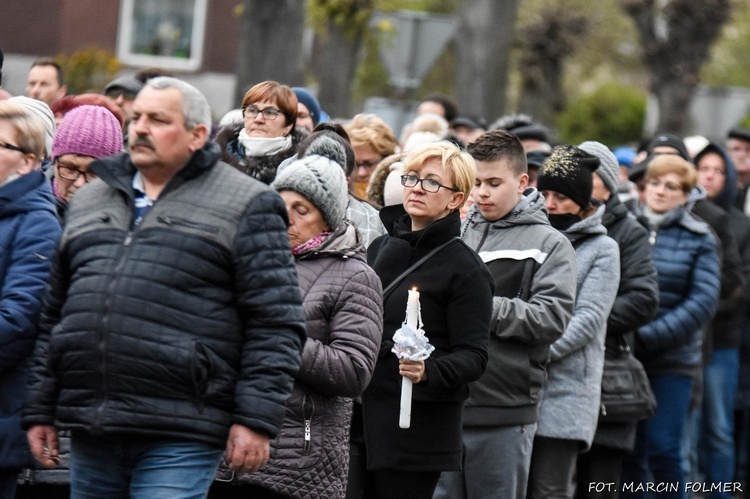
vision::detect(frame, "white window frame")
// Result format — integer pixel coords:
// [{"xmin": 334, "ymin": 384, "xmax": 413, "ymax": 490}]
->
[{"xmin": 117, "ymin": 0, "xmax": 208, "ymax": 71}]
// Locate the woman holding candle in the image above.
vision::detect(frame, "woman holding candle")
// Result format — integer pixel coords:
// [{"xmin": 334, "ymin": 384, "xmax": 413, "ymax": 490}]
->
[
  {"xmin": 361, "ymin": 141, "xmax": 494, "ymax": 499},
  {"xmin": 527, "ymin": 145, "xmax": 621, "ymax": 498},
  {"xmin": 210, "ymin": 154, "xmax": 384, "ymax": 499}
]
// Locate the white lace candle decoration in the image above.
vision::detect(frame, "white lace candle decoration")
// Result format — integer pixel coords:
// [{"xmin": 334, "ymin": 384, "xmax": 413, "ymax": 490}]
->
[{"xmin": 392, "ymin": 287, "xmax": 434, "ymax": 429}]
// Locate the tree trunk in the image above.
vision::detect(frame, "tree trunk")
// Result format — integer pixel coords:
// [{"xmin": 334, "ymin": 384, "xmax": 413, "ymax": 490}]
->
[
  {"xmin": 516, "ymin": 8, "xmax": 589, "ymax": 127},
  {"xmin": 623, "ymin": 0, "xmax": 731, "ymax": 135},
  {"xmin": 310, "ymin": 20, "xmax": 366, "ymax": 120},
  {"xmin": 235, "ymin": 0, "xmax": 306, "ymax": 103},
  {"xmin": 454, "ymin": 0, "xmax": 521, "ymax": 122}
]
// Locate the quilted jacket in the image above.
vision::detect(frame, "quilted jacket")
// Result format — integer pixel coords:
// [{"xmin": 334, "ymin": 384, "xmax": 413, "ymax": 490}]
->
[
  {"xmin": 636, "ymin": 206, "xmax": 720, "ymax": 375},
  {"xmin": 22, "ymin": 143, "xmax": 306, "ymax": 448},
  {"xmin": 231, "ymin": 223, "xmax": 383, "ymax": 498},
  {"xmin": 0, "ymin": 170, "xmax": 60, "ymax": 469}
]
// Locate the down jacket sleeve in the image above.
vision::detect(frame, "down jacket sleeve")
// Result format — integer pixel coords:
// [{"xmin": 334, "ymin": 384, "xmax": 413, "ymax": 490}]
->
[
  {"xmin": 638, "ymin": 230, "xmax": 720, "ymax": 354},
  {"xmin": 606, "ymin": 219, "xmax": 659, "ymax": 337},
  {"xmin": 296, "ymin": 267, "xmax": 384, "ymax": 398},
  {"xmin": 232, "ymin": 191, "xmax": 306, "ymax": 438},
  {"xmin": 0, "ymin": 211, "xmax": 60, "ymax": 374},
  {"xmin": 22, "ymin": 248, "xmax": 69, "ymax": 427}
]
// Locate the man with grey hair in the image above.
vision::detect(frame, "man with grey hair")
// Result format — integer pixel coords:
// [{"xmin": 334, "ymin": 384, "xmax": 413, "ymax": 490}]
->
[{"xmin": 23, "ymin": 77, "xmax": 306, "ymax": 497}]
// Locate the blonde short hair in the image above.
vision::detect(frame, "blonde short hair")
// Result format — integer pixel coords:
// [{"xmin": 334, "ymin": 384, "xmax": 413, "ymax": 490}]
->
[
  {"xmin": 345, "ymin": 114, "xmax": 398, "ymax": 158},
  {"xmin": 0, "ymin": 101, "xmax": 46, "ymax": 159},
  {"xmin": 646, "ymin": 154, "xmax": 697, "ymax": 193},
  {"xmin": 401, "ymin": 141, "xmax": 476, "ymax": 208}
]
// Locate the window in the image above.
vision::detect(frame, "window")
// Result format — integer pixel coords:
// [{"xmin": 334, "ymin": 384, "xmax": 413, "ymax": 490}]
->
[{"xmin": 117, "ymin": 0, "xmax": 208, "ymax": 71}]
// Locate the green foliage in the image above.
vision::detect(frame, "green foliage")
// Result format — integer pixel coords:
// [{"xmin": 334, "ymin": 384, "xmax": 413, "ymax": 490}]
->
[
  {"xmin": 557, "ymin": 83, "xmax": 646, "ymax": 146},
  {"xmin": 742, "ymin": 114, "xmax": 750, "ymax": 128},
  {"xmin": 55, "ymin": 48, "xmax": 121, "ymax": 94},
  {"xmin": 307, "ymin": 0, "xmax": 375, "ymax": 40},
  {"xmin": 701, "ymin": 0, "xmax": 750, "ymax": 87}
]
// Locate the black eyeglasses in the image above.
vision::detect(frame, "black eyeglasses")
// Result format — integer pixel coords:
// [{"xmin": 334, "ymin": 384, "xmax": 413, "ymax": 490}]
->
[
  {"xmin": 401, "ymin": 174, "xmax": 460, "ymax": 193},
  {"xmin": 243, "ymin": 106, "xmax": 282, "ymax": 121},
  {"xmin": 355, "ymin": 159, "xmax": 380, "ymax": 170},
  {"xmin": 0, "ymin": 142, "xmax": 27, "ymax": 154},
  {"xmin": 56, "ymin": 162, "xmax": 97, "ymax": 182}
]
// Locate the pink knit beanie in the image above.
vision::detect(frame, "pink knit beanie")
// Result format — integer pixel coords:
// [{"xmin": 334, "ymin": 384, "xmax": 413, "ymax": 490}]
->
[{"xmin": 51, "ymin": 105, "xmax": 123, "ymax": 161}]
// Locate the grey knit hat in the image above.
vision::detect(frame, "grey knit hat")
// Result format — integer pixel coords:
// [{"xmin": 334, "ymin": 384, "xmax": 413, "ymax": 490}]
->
[
  {"xmin": 8, "ymin": 96, "xmax": 55, "ymax": 156},
  {"xmin": 579, "ymin": 141, "xmax": 620, "ymax": 194},
  {"xmin": 272, "ymin": 154, "xmax": 348, "ymax": 230}
]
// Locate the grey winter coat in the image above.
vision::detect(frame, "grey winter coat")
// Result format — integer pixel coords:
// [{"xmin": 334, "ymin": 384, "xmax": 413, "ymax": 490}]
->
[
  {"xmin": 460, "ymin": 189, "xmax": 577, "ymax": 426},
  {"xmin": 536, "ymin": 205, "xmax": 620, "ymax": 451},
  {"xmin": 232, "ymin": 223, "xmax": 383, "ymax": 499}
]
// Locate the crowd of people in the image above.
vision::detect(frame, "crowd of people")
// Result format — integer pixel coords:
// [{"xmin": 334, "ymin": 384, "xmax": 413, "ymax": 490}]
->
[{"xmin": 1, "ymin": 52, "xmax": 750, "ymax": 499}]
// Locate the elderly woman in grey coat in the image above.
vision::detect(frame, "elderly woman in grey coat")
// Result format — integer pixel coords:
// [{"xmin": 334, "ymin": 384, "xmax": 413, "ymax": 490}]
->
[
  {"xmin": 211, "ymin": 154, "xmax": 384, "ymax": 499},
  {"xmin": 528, "ymin": 145, "xmax": 621, "ymax": 499}
]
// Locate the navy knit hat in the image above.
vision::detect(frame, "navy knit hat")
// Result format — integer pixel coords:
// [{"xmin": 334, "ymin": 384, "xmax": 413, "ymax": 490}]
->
[
  {"xmin": 292, "ymin": 87, "xmax": 322, "ymax": 126},
  {"xmin": 537, "ymin": 145, "xmax": 600, "ymax": 210}
]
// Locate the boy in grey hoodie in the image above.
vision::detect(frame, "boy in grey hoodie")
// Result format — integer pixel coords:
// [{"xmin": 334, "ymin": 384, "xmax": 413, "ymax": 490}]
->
[{"xmin": 434, "ymin": 130, "xmax": 577, "ymax": 499}]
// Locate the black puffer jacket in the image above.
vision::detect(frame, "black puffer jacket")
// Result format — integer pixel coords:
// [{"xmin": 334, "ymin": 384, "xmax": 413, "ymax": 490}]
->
[
  {"xmin": 214, "ymin": 124, "xmax": 306, "ymax": 184},
  {"xmin": 230, "ymin": 223, "xmax": 383, "ymax": 499},
  {"xmin": 23, "ymin": 142, "xmax": 306, "ymax": 448},
  {"xmin": 593, "ymin": 194, "xmax": 660, "ymax": 452}
]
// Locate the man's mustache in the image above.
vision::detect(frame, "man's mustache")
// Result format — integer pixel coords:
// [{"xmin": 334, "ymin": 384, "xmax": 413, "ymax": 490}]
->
[{"xmin": 130, "ymin": 137, "xmax": 155, "ymax": 151}]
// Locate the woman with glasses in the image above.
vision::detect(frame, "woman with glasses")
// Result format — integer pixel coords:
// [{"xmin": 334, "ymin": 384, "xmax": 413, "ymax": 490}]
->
[
  {"xmin": 359, "ymin": 141, "xmax": 494, "ymax": 499},
  {"xmin": 345, "ymin": 114, "xmax": 398, "ymax": 201},
  {"xmin": 215, "ymin": 81, "xmax": 306, "ymax": 184},
  {"xmin": 48, "ymin": 105, "xmax": 123, "ymax": 221},
  {"xmin": 0, "ymin": 101, "xmax": 60, "ymax": 499},
  {"xmin": 621, "ymin": 155, "xmax": 720, "ymax": 499}
]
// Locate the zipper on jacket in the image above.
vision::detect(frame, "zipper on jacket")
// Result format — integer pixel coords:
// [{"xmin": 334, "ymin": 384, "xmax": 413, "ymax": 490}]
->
[
  {"xmin": 648, "ymin": 229, "xmax": 656, "ymax": 246},
  {"xmin": 601, "ymin": 403, "xmax": 607, "ymax": 417},
  {"xmin": 303, "ymin": 395, "xmax": 315, "ymax": 452},
  {"xmin": 474, "ymin": 222, "xmax": 491, "ymax": 252},
  {"xmin": 93, "ymin": 228, "xmax": 137, "ymax": 429}
]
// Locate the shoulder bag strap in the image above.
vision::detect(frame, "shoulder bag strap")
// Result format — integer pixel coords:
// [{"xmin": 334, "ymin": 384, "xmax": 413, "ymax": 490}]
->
[{"xmin": 381, "ymin": 236, "xmax": 460, "ymax": 300}]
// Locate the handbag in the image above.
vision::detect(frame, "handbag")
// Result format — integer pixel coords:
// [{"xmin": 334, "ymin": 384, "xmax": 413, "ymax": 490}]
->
[{"xmin": 598, "ymin": 336, "xmax": 657, "ymax": 423}]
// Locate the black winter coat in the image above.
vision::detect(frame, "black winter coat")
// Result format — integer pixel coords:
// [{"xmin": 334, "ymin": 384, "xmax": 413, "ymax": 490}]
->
[
  {"xmin": 592, "ymin": 195, "xmax": 659, "ymax": 452},
  {"xmin": 362, "ymin": 207, "xmax": 494, "ymax": 472},
  {"xmin": 23, "ymin": 143, "xmax": 306, "ymax": 448}
]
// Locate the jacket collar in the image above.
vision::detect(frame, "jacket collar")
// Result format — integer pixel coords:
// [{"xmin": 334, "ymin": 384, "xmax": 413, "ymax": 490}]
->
[{"xmin": 91, "ymin": 142, "xmax": 222, "ymax": 200}]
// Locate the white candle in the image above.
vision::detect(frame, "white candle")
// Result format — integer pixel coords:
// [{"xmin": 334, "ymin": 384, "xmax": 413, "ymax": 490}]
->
[
  {"xmin": 400, "ymin": 287, "xmax": 419, "ymax": 429},
  {"xmin": 406, "ymin": 287, "xmax": 420, "ymax": 330},
  {"xmin": 399, "ymin": 376, "xmax": 413, "ymax": 429}
]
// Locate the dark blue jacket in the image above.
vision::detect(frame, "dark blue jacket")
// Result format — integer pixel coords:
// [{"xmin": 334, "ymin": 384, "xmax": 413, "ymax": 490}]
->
[
  {"xmin": 636, "ymin": 207, "xmax": 720, "ymax": 375},
  {"xmin": 0, "ymin": 170, "xmax": 60, "ymax": 468}
]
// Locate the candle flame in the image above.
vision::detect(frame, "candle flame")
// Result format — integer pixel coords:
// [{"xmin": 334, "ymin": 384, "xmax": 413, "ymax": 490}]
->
[{"xmin": 411, "ymin": 286, "xmax": 418, "ymax": 291}]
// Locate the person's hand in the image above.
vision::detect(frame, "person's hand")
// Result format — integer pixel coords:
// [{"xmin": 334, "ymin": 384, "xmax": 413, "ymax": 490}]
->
[
  {"xmin": 399, "ymin": 359, "xmax": 427, "ymax": 383},
  {"xmin": 225, "ymin": 424, "xmax": 270, "ymax": 473},
  {"xmin": 27, "ymin": 425, "xmax": 60, "ymax": 468}
]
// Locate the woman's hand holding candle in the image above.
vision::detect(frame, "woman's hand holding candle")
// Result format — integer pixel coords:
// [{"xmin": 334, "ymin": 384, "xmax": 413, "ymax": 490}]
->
[{"xmin": 399, "ymin": 359, "xmax": 426, "ymax": 383}]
